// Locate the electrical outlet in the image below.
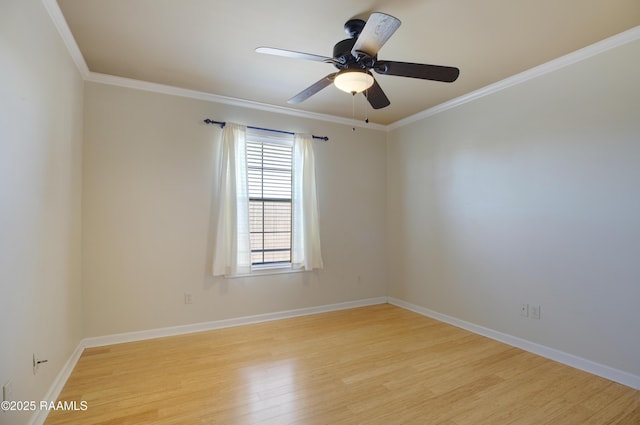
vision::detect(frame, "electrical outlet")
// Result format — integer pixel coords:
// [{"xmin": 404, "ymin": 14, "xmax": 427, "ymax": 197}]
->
[
  {"xmin": 531, "ymin": 305, "xmax": 541, "ymax": 320},
  {"xmin": 184, "ymin": 293, "xmax": 193, "ymax": 304},
  {"xmin": 32, "ymin": 353, "xmax": 48, "ymax": 374},
  {"xmin": 520, "ymin": 303, "xmax": 529, "ymax": 317},
  {"xmin": 2, "ymin": 380, "xmax": 13, "ymax": 402}
]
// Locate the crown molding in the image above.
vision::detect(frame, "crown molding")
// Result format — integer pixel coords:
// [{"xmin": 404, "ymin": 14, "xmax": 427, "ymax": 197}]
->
[
  {"xmin": 42, "ymin": 0, "xmax": 90, "ymax": 78},
  {"xmin": 388, "ymin": 25, "xmax": 640, "ymax": 131},
  {"xmin": 41, "ymin": 0, "xmax": 384, "ymax": 131},
  {"xmin": 43, "ymin": 0, "xmax": 638, "ymax": 133},
  {"xmin": 85, "ymin": 72, "xmax": 387, "ymax": 131}
]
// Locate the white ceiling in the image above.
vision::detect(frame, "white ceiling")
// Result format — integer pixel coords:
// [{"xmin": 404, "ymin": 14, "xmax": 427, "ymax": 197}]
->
[{"xmin": 55, "ymin": 0, "xmax": 640, "ymax": 126}]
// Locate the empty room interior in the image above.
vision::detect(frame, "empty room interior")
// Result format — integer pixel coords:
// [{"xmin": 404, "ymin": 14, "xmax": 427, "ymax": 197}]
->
[{"xmin": 1, "ymin": 0, "xmax": 639, "ymax": 424}]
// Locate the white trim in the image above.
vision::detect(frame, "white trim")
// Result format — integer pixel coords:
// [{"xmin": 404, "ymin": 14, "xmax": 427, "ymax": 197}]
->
[
  {"xmin": 41, "ymin": 0, "xmax": 90, "ymax": 78},
  {"xmin": 27, "ymin": 297, "xmax": 385, "ymax": 424},
  {"xmin": 388, "ymin": 297, "xmax": 640, "ymax": 390},
  {"xmin": 224, "ymin": 265, "xmax": 306, "ymax": 279},
  {"xmin": 42, "ymin": 0, "xmax": 639, "ymax": 132},
  {"xmin": 388, "ymin": 25, "xmax": 640, "ymax": 130},
  {"xmin": 29, "ymin": 296, "xmax": 639, "ymax": 425},
  {"xmin": 27, "ymin": 342, "xmax": 86, "ymax": 425},
  {"xmin": 83, "ymin": 297, "xmax": 388, "ymax": 348},
  {"xmin": 86, "ymin": 72, "xmax": 387, "ymax": 132},
  {"xmin": 40, "ymin": 0, "xmax": 385, "ymax": 131}
]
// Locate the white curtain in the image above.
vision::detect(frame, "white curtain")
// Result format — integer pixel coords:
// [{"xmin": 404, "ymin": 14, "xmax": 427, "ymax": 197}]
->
[
  {"xmin": 292, "ymin": 133, "xmax": 323, "ymax": 270},
  {"xmin": 212, "ymin": 123, "xmax": 251, "ymax": 276}
]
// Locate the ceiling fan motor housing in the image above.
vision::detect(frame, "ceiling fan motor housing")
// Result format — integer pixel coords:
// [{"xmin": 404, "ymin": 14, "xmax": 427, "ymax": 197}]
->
[
  {"xmin": 333, "ymin": 18, "xmax": 375, "ymax": 69},
  {"xmin": 333, "ymin": 38, "xmax": 356, "ymax": 67},
  {"xmin": 333, "ymin": 38, "xmax": 376, "ymax": 70}
]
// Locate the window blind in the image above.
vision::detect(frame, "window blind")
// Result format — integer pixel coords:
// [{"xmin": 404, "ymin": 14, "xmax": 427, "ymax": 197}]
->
[{"xmin": 246, "ymin": 133, "xmax": 293, "ymax": 265}]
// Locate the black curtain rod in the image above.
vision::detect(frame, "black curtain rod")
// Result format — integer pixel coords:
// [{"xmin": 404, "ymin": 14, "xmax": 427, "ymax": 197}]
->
[{"xmin": 204, "ymin": 119, "xmax": 329, "ymax": 142}]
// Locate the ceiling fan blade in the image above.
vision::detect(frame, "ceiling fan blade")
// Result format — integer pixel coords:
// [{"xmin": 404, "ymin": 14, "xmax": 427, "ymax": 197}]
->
[
  {"xmin": 256, "ymin": 47, "xmax": 335, "ymax": 63},
  {"xmin": 351, "ymin": 13, "xmax": 401, "ymax": 59},
  {"xmin": 375, "ymin": 61, "xmax": 460, "ymax": 82},
  {"xmin": 288, "ymin": 73, "xmax": 337, "ymax": 104},
  {"xmin": 363, "ymin": 77, "xmax": 390, "ymax": 109}
]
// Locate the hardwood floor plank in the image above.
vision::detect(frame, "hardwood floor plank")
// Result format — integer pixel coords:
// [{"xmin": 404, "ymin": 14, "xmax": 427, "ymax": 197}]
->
[{"xmin": 45, "ymin": 304, "xmax": 639, "ymax": 424}]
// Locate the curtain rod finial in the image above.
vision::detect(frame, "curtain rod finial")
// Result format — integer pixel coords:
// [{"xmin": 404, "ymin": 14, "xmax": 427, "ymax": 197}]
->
[{"xmin": 204, "ymin": 119, "xmax": 225, "ymax": 128}]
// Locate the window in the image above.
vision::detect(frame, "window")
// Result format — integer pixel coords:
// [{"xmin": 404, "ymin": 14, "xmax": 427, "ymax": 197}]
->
[
  {"xmin": 246, "ymin": 131, "xmax": 293, "ymax": 267},
  {"xmin": 212, "ymin": 123, "xmax": 322, "ymax": 277}
]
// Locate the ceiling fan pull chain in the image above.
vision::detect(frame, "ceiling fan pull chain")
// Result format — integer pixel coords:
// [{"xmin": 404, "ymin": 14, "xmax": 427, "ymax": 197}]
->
[
  {"xmin": 352, "ymin": 93, "xmax": 357, "ymax": 131},
  {"xmin": 364, "ymin": 88, "xmax": 369, "ymax": 124}
]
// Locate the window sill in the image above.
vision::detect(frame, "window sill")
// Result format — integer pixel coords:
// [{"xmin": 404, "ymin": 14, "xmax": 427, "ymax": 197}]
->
[{"xmin": 225, "ymin": 264, "xmax": 305, "ymax": 279}]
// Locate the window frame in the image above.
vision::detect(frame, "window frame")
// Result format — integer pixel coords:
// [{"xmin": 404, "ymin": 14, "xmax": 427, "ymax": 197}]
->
[{"xmin": 245, "ymin": 129, "xmax": 295, "ymax": 273}]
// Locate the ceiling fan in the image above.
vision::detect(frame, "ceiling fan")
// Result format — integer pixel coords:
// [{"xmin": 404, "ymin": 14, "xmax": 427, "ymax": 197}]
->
[{"xmin": 256, "ymin": 12, "xmax": 460, "ymax": 110}]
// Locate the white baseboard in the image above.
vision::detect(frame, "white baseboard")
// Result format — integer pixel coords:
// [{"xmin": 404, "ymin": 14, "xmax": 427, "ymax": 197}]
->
[
  {"xmin": 27, "ymin": 341, "xmax": 86, "ymax": 425},
  {"xmin": 30, "ymin": 294, "xmax": 638, "ymax": 425},
  {"xmin": 388, "ymin": 297, "xmax": 640, "ymax": 390},
  {"xmin": 28, "ymin": 297, "xmax": 386, "ymax": 424},
  {"xmin": 83, "ymin": 297, "xmax": 388, "ymax": 348}
]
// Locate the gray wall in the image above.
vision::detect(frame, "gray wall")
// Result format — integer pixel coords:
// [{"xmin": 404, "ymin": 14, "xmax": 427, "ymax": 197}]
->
[
  {"xmin": 81, "ymin": 82, "xmax": 388, "ymax": 337},
  {"xmin": 387, "ymin": 39, "xmax": 640, "ymax": 376},
  {"xmin": 0, "ymin": 1, "xmax": 84, "ymax": 424}
]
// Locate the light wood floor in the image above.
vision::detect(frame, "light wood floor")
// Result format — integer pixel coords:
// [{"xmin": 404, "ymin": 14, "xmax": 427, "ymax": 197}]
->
[{"xmin": 45, "ymin": 304, "xmax": 639, "ymax": 425}]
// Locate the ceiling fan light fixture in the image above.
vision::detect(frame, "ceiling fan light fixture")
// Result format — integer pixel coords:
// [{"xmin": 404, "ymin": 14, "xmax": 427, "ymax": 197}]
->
[{"xmin": 334, "ymin": 69, "xmax": 374, "ymax": 94}]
